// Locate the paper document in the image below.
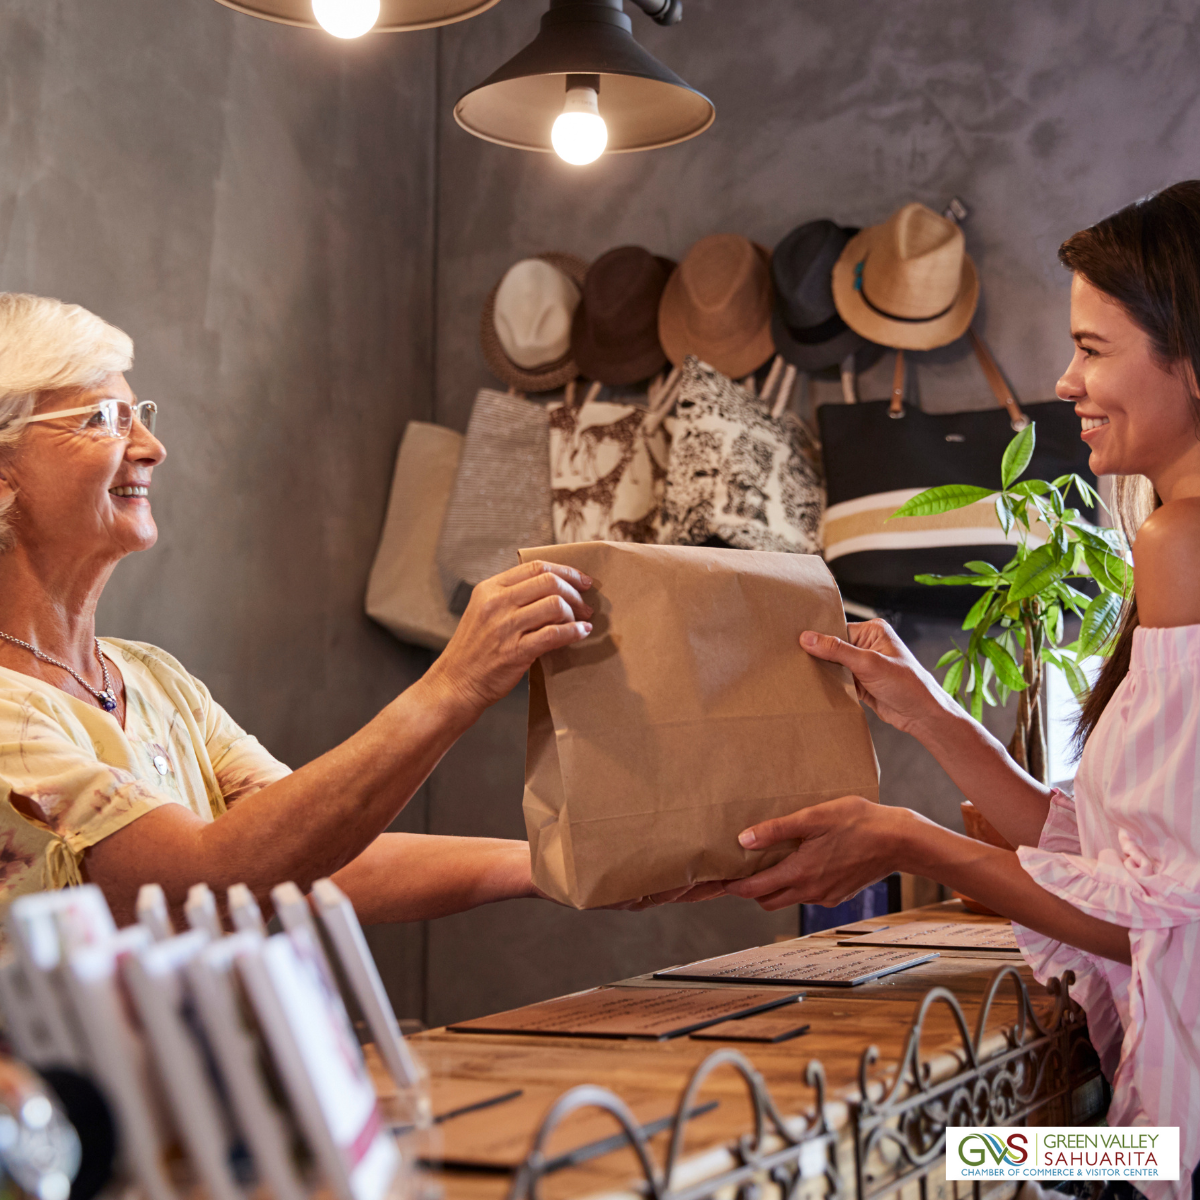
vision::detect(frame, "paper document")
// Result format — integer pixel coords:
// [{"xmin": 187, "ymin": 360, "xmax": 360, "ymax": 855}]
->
[{"xmin": 837, "ymin": 920, "xmax": 1019, "ymax": 952}]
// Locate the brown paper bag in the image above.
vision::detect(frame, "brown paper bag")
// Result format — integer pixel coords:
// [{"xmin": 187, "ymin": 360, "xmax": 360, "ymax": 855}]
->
[{"xmin": 518, "ymin": 542, "xmax": 880, "ymax": 909}]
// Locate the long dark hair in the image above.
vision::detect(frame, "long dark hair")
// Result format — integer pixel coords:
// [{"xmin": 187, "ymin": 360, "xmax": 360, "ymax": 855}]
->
[{"xmin": 1062, "ymin": 181, "xmax": 1200, "ymax": 749}]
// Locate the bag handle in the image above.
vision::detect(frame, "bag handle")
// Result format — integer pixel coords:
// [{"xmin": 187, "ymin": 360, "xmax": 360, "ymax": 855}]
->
[
  {"xmin": 643, "ymin": 365, "xmax": 682, "ymax": 435},
  {"xmin": 886, "ymin": 332, "xmax": 1028, "ymax": 429}
]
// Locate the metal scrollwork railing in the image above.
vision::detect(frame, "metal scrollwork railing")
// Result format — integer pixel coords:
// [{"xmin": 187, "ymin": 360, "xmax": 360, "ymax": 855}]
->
[
  {"xmin": 506, "ymin": 1047, "xmax": 842, "ymax": 1200},
  {"xmin": 853, "ymin": 966, "xmax": 1104, "ymax": 1200}
]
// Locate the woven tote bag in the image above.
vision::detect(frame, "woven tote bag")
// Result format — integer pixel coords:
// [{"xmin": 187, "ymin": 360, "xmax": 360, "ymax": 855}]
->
[
  {"xmin": 818, "ymin": 331, "xmax": 1096, "ymax": 616},
  {"xmin": 435, "ymin": 390, "xmax": 554, "ymax": 613},
  {"xmin": 660, "ymin": 356, "xmax": 823, "ymax": 554},
  {"xmin": 365, "ymin": 422, "xmax": 462, "ymax": 650},
  {"xmin": 548, "ymin": 375, "xmax": 676, "ymax": 545}
]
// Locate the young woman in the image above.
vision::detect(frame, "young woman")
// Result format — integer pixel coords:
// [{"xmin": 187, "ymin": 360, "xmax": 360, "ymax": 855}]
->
[{"xmin": 728, "ymin": 181, "xmax": 1200, "ymax": 1196}]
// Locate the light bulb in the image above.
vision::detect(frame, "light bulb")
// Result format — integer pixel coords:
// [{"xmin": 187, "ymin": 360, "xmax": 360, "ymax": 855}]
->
[
  {"xmin": 551, "ymin": 86, "xmax": 608, "ymax": 166},
  {"xmin": 311, "ymin": 0, "xmax": 379, "ymax": 38}
]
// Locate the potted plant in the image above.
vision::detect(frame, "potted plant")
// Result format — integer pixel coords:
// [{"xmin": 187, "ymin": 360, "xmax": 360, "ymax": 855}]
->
[{"xmin": 890, "ymin": 423, "xmax": 1130, "ymax": 866}]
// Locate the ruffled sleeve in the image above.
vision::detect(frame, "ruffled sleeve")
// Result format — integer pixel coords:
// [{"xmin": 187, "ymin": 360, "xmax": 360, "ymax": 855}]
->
[{"xmin": 1012, "ymin": 788, "xmax": 1127, "ymax": 1079}]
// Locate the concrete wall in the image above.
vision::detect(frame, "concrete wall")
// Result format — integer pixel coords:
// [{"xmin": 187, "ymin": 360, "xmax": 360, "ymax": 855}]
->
[{"xmin": 0, "ymin": 0, "xmax": 439, "ymax": 1017}]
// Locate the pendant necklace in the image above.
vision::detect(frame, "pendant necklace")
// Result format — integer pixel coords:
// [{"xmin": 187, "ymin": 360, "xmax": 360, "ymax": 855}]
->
[{"xmin": 0, "ymin": 631, "xmax": 118, "ymax": 712}]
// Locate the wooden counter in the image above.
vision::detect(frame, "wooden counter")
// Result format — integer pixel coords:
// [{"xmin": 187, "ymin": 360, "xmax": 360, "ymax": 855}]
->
[{"xmin": 386, "ymin": 901, "xmax": 1105, "ymax": 1200}]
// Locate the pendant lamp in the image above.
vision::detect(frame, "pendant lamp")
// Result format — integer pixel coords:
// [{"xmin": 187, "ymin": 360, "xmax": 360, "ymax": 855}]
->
[
  {"xmin": 454, "ymin": 0, "xmax": 714, "ymax": 159},
  {"xmin": 211, "ymin": 0, "xmax": 500, "ymax": 33}
]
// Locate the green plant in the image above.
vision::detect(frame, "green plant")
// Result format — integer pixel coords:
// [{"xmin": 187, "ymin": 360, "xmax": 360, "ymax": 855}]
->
[{"xmin": 890, "ymin": 423, "xmax": 1131, "ymax": 784}]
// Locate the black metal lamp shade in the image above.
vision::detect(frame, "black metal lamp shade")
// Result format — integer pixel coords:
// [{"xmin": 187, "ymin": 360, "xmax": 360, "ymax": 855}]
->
[
  {"xmin": 454, "ymin": 0, "xmax": 714, "ymax": 153},
  {"xmin": 212, "ymin": 0, "xmax": 500, "ymax": 31}
]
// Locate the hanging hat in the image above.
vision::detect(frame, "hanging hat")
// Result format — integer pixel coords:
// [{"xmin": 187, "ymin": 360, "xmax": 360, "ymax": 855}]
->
[
  {"xmin": 771, "ymin": 220, "xmax": 878, "ymax": 370},
  {"xmin": 571, "ymin": 246, "xmax": 676, "ymax": 386},
  {"xmin": 481, "ymin": 252, "xmax": 588, "ymax": 392},
  {"xmin": 657, "ymin": 234, "xmax": 775, "ymax": 379},
  {"xmin": 831, "ymin": 203, "xmax": 978, "ymax": 351}
]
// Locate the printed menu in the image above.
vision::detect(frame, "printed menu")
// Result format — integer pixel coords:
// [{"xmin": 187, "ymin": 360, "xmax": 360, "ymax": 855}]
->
[
  {"xmin": 690, "ymin": 1002, "xmax": 811, "ymax": 1044},
  {"xmin": 448, "ymin": 985, "xmax": 802, "ymax": 1039},
  {"xmin": 654, "ymin": 941, "xmax": 936, "ymax": 987},
  {"xmin": 837, "ymin": 920, "xmax": 1019, "ymax": 952}
]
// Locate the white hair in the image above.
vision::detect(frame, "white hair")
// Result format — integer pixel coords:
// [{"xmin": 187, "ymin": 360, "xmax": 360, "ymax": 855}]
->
[{"xmin": 0, "ymin": 293, "xmax": 134, "ymax": 549}]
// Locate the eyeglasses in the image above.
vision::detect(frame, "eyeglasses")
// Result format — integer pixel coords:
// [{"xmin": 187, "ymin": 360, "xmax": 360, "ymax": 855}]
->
[{"xmin": 18, "ymin": 399, "xmax": 158, "ymax": 439}]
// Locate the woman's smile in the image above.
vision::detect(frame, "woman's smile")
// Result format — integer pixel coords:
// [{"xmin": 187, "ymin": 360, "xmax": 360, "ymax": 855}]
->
[{"xmin": 108, "ymin": 484, "xmax": 149, "ymax": 499}]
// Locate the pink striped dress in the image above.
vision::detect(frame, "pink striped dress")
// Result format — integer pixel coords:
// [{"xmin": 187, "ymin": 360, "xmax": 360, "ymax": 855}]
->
[{"xmin": 1014, "ymin": 625, "xmax": 1200, "ymax": 1199}]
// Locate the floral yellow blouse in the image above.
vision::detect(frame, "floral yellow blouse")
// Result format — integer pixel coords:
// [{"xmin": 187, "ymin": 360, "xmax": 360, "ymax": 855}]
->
[{"xmin": 0, "ymin": 639, "xmax": 290, "ymax": 919}]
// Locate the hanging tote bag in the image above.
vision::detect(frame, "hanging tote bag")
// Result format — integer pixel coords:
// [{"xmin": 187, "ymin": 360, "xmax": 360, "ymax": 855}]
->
[
  {"xmin": 659, "ymin": 355, "xmax": 823, "ymax": 554},
  {"xmin": 435, "ymin": 389, "xmax": 554, "ymax": 613},
  {"xmin": 817, "ymin": 330, "xmax": 1097, "ymax": 617},
  {"xmin": 365, "ymin": 422, "xmax": 462, "ymax": 651},
  {"xmin": 548, "ymin": 372, "xmax": 678, "ymax": 545}
]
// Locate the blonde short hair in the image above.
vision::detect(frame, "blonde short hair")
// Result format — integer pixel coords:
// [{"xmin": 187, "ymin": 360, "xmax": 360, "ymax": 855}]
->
[{"xmin": 0, "ymin": 294, "xmax": 134, "ymax": 549}]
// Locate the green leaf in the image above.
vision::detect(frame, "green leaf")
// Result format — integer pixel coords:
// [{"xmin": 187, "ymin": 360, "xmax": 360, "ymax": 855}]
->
[
  {"xmin": 970, "ymin": 678, "xmax": 984, "ymax": 722},
  {"xmin": 979, "ymin": 637, "xmax": 1027, "ymax": 690},
  {"xmin": 962, "ymin": 589, "xmax": 996, "ymax": 632},
  {"xmin": 1001, "ymin": 422, "xmax": 1036, "ymax": 489},
  {"xmin": 1047, "ymin": 603, "xmax": 1064, "ymax": 644},
  {"xmin": 1083, "ymin": 547, "xmax": 1132, "ymax": 596},
  {"xmin": 1010, "ymin": 479, "xmax": 1051, "ymax": 497},
  {"xmin": 943, "ymin": 657, "xmax": 966, "ymax": 697},
  {"xmin": 1078, "ymin": 591, "xmax": 1123, "ymax": 657},
  {"xmin": 914, "ymin": 573, "xmax": 997, "ymax": 587},
  {"xmin": 890, "ymin": 485, "xmax": 996, "ymax": 520},
  {"xmin": 1062, "ymin": 656, "xmax": 1091, "ymax": 702},
  {"xmin": 995, "ymin": 494, "xmax": 1015, "ymax": 537},
  {"xmin": 935, "ymin": 648, "xmax": 964, "ymax": 670},
  {"xmin": 1008, "ymin": 543, "xmax": 1072, "ymax": 602},
  {"xmin": 964, "ymin": 561, "xmax": 1000, "ymax": 575}
]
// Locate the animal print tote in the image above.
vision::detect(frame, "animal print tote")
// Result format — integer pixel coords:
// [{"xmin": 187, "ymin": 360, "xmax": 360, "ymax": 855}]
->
[
  {"xmin": 548, "ymin": 374, "xmax": 677, "ymax": 544},
  {"xmin": 660, "ymin": 356, "xmax": 824, "ymax": 554}
]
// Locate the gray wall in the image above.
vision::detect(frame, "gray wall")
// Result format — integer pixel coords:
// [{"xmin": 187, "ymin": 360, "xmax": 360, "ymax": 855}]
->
[{"xmin": 5, "ymin": 0, "xmax": 1198, "ymax": 1027}]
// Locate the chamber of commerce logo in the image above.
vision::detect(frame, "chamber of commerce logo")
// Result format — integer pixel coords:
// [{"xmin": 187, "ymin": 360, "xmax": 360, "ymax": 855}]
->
[
  {"xmin": 945, "ymin": 1128, "xmax": 1179, "ymax": 1182},
  {"xmin": 957, "ymin": 1133, "xmax": 1028, "ymax": 1167}
]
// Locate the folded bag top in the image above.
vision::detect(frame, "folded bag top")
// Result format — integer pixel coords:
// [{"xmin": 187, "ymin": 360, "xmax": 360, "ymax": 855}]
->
[
  {"xmin": 519, "ymin": 541, "xmax": 880, "ymax": 909},
  {"xmin": 481, "ymin": 251, "xmax": 588, "ymax": 392},
  {"xmin": 571, "ymin": 246, "xmax": 676, "ymax": 386},
  {"xmin": 831, "ymin": 202, "xmax": 979, "ymax": 351},
  {"xmin": 658, "ymin": 234, "xmax": 776, "ymax": 379}
]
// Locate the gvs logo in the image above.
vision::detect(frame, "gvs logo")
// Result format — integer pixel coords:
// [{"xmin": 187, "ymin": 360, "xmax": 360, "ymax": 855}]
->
[{"xmin": 957, "ymin": 1133, "xmax": 1029, "ymax": 1167}]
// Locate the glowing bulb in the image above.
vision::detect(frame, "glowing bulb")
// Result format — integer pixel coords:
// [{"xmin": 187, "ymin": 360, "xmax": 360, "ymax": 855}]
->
[
  {"xmin": 551, "ymin": 86, "xmax": 608, "ymax": 166},
  {"xmin": 311, "ymin": 0, "xmax": 379, "ymax": 38}
]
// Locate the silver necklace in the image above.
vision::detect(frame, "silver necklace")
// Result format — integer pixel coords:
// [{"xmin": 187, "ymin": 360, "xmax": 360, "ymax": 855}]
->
[{"xmin": 0, "ymin": 632, "xmax": 118, "ymax": 712}]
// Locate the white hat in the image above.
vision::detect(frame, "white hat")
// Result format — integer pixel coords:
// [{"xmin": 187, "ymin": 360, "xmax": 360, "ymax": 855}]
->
[{"xmin": 493, "ymin": 258, "xmax": 581, "ymax": 370}]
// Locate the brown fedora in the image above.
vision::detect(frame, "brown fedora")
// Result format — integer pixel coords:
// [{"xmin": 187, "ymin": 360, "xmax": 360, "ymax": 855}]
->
[
  {"xmin": 657, "ymin": 234, "xmax": 775, "ymax": 379},
  {"xmin": 571, "ymin": 246, "xmax": 675, "ymax": 386},
  {"xmin": 831, "ymin": 203, "xmax": 978, "ymax": 351},
  {"xmin": 480, "ymin": 251, "xmax": 589, "ymax": 392}
]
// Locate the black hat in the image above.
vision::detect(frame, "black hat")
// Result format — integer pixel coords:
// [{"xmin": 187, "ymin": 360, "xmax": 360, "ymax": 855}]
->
[{"xmin": 771, "ymin": 219, "xmax": 876, "ymax": 370}]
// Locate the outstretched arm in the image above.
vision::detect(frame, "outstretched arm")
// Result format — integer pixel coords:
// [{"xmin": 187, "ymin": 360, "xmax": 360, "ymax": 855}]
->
[
  {"xmin": 801, "ymin": 621, "xmax": 1053, "ymax": 847},
  {"xmin": 725, "ymin": 798, "xmax": 1131, "ymax": 965},
  {"xmin": 82, "ymin": 561, "xmax": 594, "ymax": 928}
]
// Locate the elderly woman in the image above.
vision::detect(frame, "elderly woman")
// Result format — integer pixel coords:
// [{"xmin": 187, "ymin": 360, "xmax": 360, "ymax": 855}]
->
[{"xmin": 0, "ymin": 292, "xmax": 610, "ymax": 931}]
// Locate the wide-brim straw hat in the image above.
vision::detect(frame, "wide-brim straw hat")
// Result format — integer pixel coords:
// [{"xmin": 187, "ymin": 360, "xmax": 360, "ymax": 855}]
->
[
  {"xmin": 658, "ymin": 234, "xmax": 775, "ymax": 379},
  {"xmin": 771, "ymin": 219, "xmax": 876, "ymax": 371},
  {"xmin": 571, "ymin": 246, "xmax": 676, "ymax": 386},
  {"xmin": 832, "ymin": 202, "xmax": 978, "ymax": 351},
  {"xmin": 481, "ymin": 251, "xmax": 589, "ymax": 392}
]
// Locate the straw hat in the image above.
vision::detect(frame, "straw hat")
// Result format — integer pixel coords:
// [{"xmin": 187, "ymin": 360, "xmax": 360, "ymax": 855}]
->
[
  {"xmin": 658, "ymin": 234, "xmax": 775, "ymax": 379},
  {"xmin": 831, "ymin": 203, "xmax": 978, "ymax": 351},
  {"xmin": 771, "ymin": 219, "xmax": 877, "ymax": 371},
  {"xmin": 571, "ymin": 246, "xmax": 675, "ymax": 386},
  {"xmin": 481, "ymin": 252, "xmax": 589, "ymax": 392}
]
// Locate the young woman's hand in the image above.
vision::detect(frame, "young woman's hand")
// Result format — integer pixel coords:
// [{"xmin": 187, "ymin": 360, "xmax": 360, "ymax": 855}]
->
[
  {"xmin": 724, "ymin": 797, "xmax": 914, "ymax": 910},
  {"xmin": 802, "ymin": 619, "xmax": 948, "ymax": 736},
  {"xmin": 430, "ymin": 560, "xmax": 594, "ymax": 717}
]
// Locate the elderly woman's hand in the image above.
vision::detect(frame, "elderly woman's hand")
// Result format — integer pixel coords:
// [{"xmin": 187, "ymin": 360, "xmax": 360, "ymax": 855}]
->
[{"xmin": 430, "ymin": 560, "xmax": 594, "ymax": 715}]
